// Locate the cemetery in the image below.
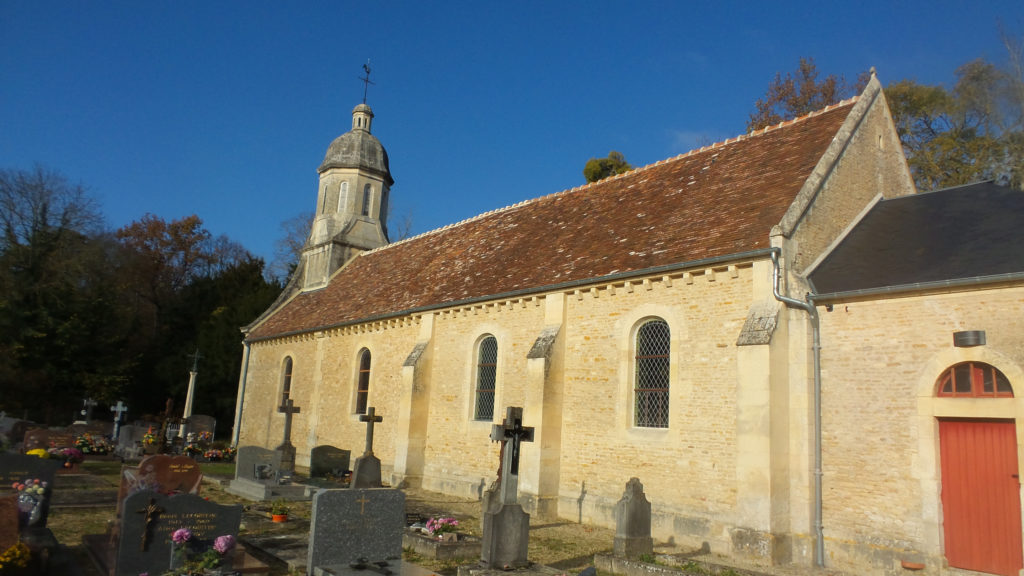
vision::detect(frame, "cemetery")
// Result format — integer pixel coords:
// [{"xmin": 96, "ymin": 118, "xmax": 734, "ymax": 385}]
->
[{"xmin": 0, "ymin": 405, "xmax": 793, "ymax": 576}]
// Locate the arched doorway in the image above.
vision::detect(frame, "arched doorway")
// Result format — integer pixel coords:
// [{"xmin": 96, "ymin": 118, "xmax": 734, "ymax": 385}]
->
[{"xmin": 937, "ymin": 362, "xmax": 1022, "ymax": 576}]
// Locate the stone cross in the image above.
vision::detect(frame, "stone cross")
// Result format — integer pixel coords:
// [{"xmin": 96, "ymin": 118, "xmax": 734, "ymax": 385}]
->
[
  {"xmin": 81, "ymin": 397, "xmax": 97, "ymax": 420},
  {"xmin": 278, "ymin": 398, "xmax": 301, "ymax": 447},
  {"xmin": 111, "ymin": 401, "xmax": 128, "ymax": 440},
  {"xmin": 359, "ymin": 406, "xmax": 383, "ymax": 456},
  {"xmin": 490, "ymin": 407, "xmax": 534, "ymax": 505}
]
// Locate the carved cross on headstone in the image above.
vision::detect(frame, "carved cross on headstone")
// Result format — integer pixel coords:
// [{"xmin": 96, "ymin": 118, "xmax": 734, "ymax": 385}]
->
[
  {"xmin": 136, "ymin": 497, "xmax": 164, "ymax": 551},
  {"xmin": 359, "ymin": 406, "xmax": 383, "ymax": 456},
  {"xmin": 490, "ymin": 407, "xmax": 535, "ymax": 505},
  {"xmin": 278, "ymin": 398, "xmax": 301, "ymax": 447}
]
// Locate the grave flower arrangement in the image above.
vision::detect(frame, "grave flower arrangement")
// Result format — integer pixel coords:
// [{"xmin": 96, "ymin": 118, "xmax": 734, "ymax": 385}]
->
[
  {"xmin": 25, "ymin": 448, "xmax": 49, "ymax": 459},
  {"xmin": 12, "ymin": 478, "xmax": 48, "ymax": 527},
  {"xmin": 75, "ymin": 433, "xmax": 111, "ymax": 454},
  {"xmin": 143, "ymin": 427, "xmax": 157, "ymax": 445},
  {"xmin": 0, "ymin": 541, "xmax": 30, "ymax": 572},
  {"xmin": 426, "ymin": 516, "xmax": 459, "ymax": 537},
  {"xmin": 168, "ymin": 528, "xmax": 236, "ymax": 574},
  {"xmin": 202, "ymin": 449, "xmax": 223, "ymax": 461},
  {"xmin": 47, "ymin": 446, "xmax": 83, "ymax": 467}
]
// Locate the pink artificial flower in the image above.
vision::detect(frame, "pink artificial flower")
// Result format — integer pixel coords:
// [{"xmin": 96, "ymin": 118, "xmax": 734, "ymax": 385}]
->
[
  {"xmin": 213, "ymin": 534, "xmax": 236, "ymax": 555},
  {"xmin": 171, "ymin": 528, "xmax": 193, "ymax": 544}
]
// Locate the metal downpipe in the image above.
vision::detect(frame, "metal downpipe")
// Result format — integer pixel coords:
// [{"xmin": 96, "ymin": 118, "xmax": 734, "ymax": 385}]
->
[{"xmin": 770, "ymin": 248, "xmax": 825, "ymax": 567}]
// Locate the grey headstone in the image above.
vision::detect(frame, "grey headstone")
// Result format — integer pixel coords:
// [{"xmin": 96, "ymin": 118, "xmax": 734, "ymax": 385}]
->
[
  {"xmin": 235, "ymin": 446, "xmax": 282, "ymax": 484},
  {"xmin": 349, "ymin": 454, "xmax": 381, "ymax": 488},
  {"xmin": 310, "ymin": 446, "xmax": 351, "ymax": 478},
  {"xmin": 307, "ymin": 489, "xmax": 405, "ymax": 572},
  {"xmin": 481, "ymin": 503, "xmax": 530, "ymax": 569},
  {"xmin": 0, "ymin": 454, "xmax": 61, "ymax": 528},
  {"xmin": 189, "ymin": 415, "xmax": 216, "ymax": 438},
  {"xmin": 613, "ymin": 477, "xmax": 653, "ymax": 558},
  {"xmin": 116, "ymin": 490, "xmax": 242, "ymax": 576},
  {"xmin": 117, "ymin": 425, "xmax": 145, "ymax": 447}
]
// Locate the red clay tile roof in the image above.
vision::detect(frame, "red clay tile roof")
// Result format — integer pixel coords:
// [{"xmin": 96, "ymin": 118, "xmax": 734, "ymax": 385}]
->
[{"xmin": 248, "ymin": 101, "xmax": 855, "ymax": 340}]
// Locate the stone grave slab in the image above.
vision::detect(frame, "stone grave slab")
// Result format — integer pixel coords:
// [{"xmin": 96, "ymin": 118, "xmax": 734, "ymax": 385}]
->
[
  {"xmin": 228, "ymin": 445, "xmax": 304, "ymax": 501},
  {"xmin": 310, "ymin": 445, "xmax": 351, "ymax": 478},
  {"xmin": 307, "ymin": 488, "xmax": 405, "ymax": 572},
  {"xmin": 116, "ymin": 490, "xmax": 242, "ymax": 576},
  {"xmin": 0, "ymin": 453, "xmax": 61, "ymax": 528}
]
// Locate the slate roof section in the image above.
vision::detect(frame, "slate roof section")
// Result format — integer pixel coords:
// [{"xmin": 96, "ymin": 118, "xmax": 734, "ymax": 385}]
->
[
  {"xmin": 248, "ymin": 101, "xmax": 856, "ymax": 341},
  {"xmin": 809, "ymin": 181, "xmax": 1024, "ymax": 296}
]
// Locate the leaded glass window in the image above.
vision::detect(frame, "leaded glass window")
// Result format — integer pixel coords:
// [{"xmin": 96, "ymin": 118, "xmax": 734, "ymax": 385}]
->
[
  {"xmin": 635, "ymin": 320, "xmax": 670, "ymax": 428},
  {"xmin": 281, "ymin": 357, "xmax": 293, "ymax": 404},
  {"xmin": 475, "ymin": 336, "xmax": 497, "ymax": 420}
]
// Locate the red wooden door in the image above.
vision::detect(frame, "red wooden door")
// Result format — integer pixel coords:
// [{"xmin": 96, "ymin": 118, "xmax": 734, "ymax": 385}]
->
[{"xmin": 940, "ymin": 419, "xmax": 1023, "ymax": 576}]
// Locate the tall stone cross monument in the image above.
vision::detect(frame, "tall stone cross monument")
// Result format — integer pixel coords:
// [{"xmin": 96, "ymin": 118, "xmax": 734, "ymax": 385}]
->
[
  {"xmin": 276, "ymin": 398, "xmax": 301, "ymax": 475},
  {"xmin": 481, "ymin": 406, "xmax": 535, "ymax": 569},
  {"xmin": 350, "ymin": 406, "xmax": 383, "ymax": 488}
]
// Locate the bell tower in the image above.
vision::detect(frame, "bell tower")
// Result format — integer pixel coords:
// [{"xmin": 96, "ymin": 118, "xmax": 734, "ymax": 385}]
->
[{"xmin": 300, "ymin": 102, "xmax": 394, "ymax": 290}]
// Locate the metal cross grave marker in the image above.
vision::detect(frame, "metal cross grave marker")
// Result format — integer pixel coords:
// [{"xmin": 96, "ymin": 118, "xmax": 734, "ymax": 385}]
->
[
  {"xmin": 490, "ymin": 406, "xmax": 534, "ymax": 505},
  {"xmin": 359, "ymin": 406, "xmax": 383, "ymax": 456}
]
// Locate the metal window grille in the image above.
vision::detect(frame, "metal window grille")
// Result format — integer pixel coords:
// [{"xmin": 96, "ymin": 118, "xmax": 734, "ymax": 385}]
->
[
  {"xmin": 635, "ymin": 320, "xmax": 670, "ymax": 428},
  {"xmin": 475, "ymin": 336, "xmax": 497, "ymax": 420},
  {"xmin": 356, "ymin": 349, "xmax": 371, "ymax": 414}
]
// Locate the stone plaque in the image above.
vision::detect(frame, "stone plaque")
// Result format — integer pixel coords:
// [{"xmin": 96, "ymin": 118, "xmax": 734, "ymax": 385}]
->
[
  {"xmin": 307, "ymin": 488, "xmax": 405, "ymax": 570},
  {"xmin": 116, "ymin": 490, "xmax": 242, "ymax": 576},
  {"xmin": 234, "ymin": 446, "xmax": 281, "ymax": 484},
  {"xmin": 310, "ymin": 445, "xmax": 351, "ymax": 478}
]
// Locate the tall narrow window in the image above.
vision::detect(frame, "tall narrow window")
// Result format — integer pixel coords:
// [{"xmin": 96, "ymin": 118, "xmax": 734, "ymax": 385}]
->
[
  {"xmin": 362, "ymin": 184, "xmax": 372, "ymax": 216},
  {"xmin": 356, "ymin": 348, "xmax": 371, "ymax": 414},
  {"xmin": 339, "ymin": 181, "xmax": 348, "ymax": 212},
  {"xmin": 635, "ymin": 319, "xmax": 670, "ymax": 428},
  {"xmin": 280, "ymin": 357, "xmax": 293, "ymax": 405},
  {"xmin": 474, "ymin": 336, "xmax": 497, "ymax": 420}
]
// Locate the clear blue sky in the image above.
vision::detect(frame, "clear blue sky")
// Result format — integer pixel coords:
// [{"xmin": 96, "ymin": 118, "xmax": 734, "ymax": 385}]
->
[{"xmin": 2, "ymin": 1, "xmax": 1021, "ymax": 266}]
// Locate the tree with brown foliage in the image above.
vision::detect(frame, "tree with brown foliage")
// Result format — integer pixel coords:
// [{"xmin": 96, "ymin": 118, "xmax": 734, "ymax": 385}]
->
[{"xmin": 747, "ymin": 58, "xmax": 868, "ymax": 132}]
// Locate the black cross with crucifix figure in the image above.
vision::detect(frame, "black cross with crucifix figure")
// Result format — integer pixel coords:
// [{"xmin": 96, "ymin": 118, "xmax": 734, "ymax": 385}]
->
[{"xmin": 490, "ymin": 406, "xmax": 534, "ymax": 505}]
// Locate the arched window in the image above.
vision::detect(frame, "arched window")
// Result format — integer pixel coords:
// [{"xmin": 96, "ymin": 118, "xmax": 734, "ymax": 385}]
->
[
  {"xmin": 936, "ymin": 361, "xmax": 1013, "ymax": 397},
  {"xmin": 635, "ymin": 319, "xmax": 670, "ymax": 428},
  {"xmin": 339, "ymin": 181, "xmax": 348, "ymax": 212},
  {"xmin": 474, "ymin": 336, "xmax": 497, "ymax": 420},
  {"xmin": 356, "ymin": 348, "xmax": 371, "ymax": 414},
  {"xmin": 280, "ymin": 357, "xmax": 293, "ymax": 405},
  {"xmin": 362, "ymin": 184, "xmax": 372, "ymax": 217}
]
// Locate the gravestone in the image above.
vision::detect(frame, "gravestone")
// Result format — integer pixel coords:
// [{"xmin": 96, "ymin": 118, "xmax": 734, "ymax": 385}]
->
[
  {"xmin": 349, "ymin": 406, "xmax": 383, "ymax": 488},
  {"xmin": 0, "ymin": 494, "xmax": 18, "ymax": 552},
  {"xmin": 480, "ymin": 406, "xmax": 534, "ymax": 569},
  {"xmin": 613, "ymin": 477, "xmax": 653, "ymax": 558},
  {"xmin": 0, "ymin": 453, "xmax": 61, "ymax": 529},
  {"xmin": 189, "ymin": 414, "xmax": 216, "ymax": 440},
  {"xmin": 306, "ymin": 488, "xmax": 405, "ymax": 573},
  {"xmin": 226, "ymin": 445, "xmax": 285, "ymax": 500},
  {"xmin": 116, "ymin": 454, "xmax": 203, "ymax": 518},
  {"xmin": 23, "ymin": 428, "xmax": 76, "ymax": 452},
  {"xmin": 310, "ymin": 445, "xmax": 351, "ymax": 478},
  {"xmin": 115, "ymin": 490, "xmax": 242, "ymax": 576}
]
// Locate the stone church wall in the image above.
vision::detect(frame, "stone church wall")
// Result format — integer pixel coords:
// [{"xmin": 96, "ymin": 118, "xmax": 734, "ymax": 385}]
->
[{"xmin": 816, "ymin": 285, "xmax": 1024, "ymax": 574}]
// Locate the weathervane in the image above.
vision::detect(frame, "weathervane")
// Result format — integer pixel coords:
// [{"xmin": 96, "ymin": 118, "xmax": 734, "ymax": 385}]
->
[{"xmin": 359, "ymin": 59, "xmax": 375, "ymax": 104}]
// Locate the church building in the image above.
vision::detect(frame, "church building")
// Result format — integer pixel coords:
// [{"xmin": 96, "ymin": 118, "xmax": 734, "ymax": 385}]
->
[{"xmin": 235, "ymin": 75, "xmax": 1024, "ymax": 576}]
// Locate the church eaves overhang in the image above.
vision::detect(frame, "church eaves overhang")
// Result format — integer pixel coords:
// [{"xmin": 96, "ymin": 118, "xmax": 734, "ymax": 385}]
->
[{"xmin": 247, "ymin": 101, "xmax": 856, "ymax": 341}]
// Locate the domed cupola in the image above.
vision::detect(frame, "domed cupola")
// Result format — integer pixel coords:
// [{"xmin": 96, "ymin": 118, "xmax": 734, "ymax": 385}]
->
[
  {"xmin": 300, "ymin": 103, "xmax": 395, "ymax": 290},
  {"xmin": 317, "ymin": 104, "xmax": 394, "ymax": 186}
]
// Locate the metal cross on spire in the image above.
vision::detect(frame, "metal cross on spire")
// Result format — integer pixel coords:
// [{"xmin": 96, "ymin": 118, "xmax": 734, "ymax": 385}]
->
[{"xmin": 359, "ymin": 59, "xmax": 375, "ymax": 104}]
